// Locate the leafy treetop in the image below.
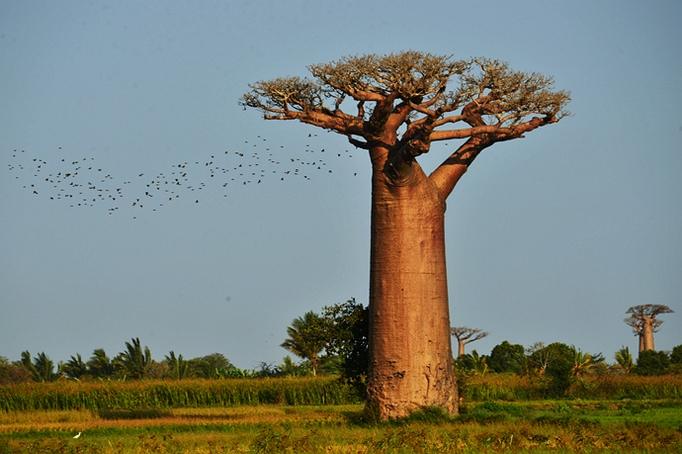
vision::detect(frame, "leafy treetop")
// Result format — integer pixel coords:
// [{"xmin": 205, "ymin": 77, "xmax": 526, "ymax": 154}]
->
[{"xmin": 241, "ymin": 51, "xmax": 570, "ymax": 173}]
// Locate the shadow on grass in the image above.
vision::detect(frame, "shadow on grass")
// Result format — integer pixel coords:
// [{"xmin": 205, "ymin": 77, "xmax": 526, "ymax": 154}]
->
[
  {"xmin": 97, "ymin": 408, "xmax": 172, "ymax": 420},
  {"xmin": 341, "ymin": 405, "xmax": 457, "ymax": 427}
]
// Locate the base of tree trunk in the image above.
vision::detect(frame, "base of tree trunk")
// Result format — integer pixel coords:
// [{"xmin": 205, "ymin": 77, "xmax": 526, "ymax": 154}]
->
[{"xmin": 365, "ymin": 361, "xmax": 458, "ymax": 420}]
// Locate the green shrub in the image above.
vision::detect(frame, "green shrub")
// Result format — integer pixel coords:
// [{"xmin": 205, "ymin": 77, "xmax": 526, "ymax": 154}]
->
[
  {"xmin": 488, "ymin": 341, "xmax": 526, "ymax": 374},
  {"xmin": 634, "ymin": 350, "xmax": 671, "ymax": 376},
  {"xmin": 460, "ymin": 401, "xmax": 527, "ymax": 423}
]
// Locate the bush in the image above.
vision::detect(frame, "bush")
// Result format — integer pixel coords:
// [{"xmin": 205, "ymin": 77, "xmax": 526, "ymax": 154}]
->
[
  {"xmin": 538, "ymin": 343, "xmax": 575, "ymax": 397},
  {"xmin": 460, "ymin": 401, "xmax": 527, "ymax": 423},
  {"xmin": 0, "ymin": 357, "xmax": 33, "ymax": 385},
  {"xmin": 488, "ymin": 341, "xmax": 526, "ymax": 374},
  {"xmin": 670, "ymin": 345, "xmax": 682, "ymax": 365},
  {"xmin": 633, "ymin": 350, "xmax": 671, "ymax": 376}
]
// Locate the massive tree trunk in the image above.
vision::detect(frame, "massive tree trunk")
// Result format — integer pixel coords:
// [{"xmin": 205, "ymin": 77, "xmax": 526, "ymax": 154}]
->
[
  {"xmin": 458, "ymin": 341, "xmax": 466, "ymax": 358},
  {"xmin": 642, "ymin": 319, "xmax": 654, "ymax": 351},
  {"xmin": 638, "ymin": 333, "xmax": 645, "ymax": 353},
  {"xmin": 366, "ymin": 147, "xmax": 458, "ymax": 419}
]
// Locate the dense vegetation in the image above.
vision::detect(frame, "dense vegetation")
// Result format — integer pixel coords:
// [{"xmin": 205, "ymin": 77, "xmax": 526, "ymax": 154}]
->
[
  {"xmin": 0, "ymin": 374, "xmax": 680, "ymax": 413},
  {"xmin": 0, "ymin": 377, "xmax": 358, "ymax": 412},
  {"xmin": 2, "ymin": 300, "xmax": 680, "ymax": 411}
]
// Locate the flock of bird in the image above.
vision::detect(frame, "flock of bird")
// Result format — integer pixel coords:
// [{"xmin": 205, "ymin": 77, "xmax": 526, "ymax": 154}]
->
[{"xmin": 6, "ymin": 134, "xmax": 358, "ymax": 218}]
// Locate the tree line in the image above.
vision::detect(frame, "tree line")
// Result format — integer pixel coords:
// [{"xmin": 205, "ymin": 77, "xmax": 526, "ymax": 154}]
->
[
  {"xmin": 0, "ymin": 341, "xmax": 318, "ymax": 385},
  {"xmin": 2, "ymin": 300, "xmax": 677, "ymax": 393},
  {"xmin": 0, "ymin": 299, "xmax": 366, "ymax": 386}
]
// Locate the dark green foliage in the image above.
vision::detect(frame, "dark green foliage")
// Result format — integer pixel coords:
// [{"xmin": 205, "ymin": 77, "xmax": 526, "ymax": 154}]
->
[
  {"xmin": 19, "ymin": 351, "xmax": 62, "ymax": 383},
  {"xmin": 98, "ymin": 408, "xmax": 172, "ymax": 420},
  {"xmin": 456, "ymin": 352, "xmax": 476, "ymax": 371},
  {"xmin": 113, "ymin": 338, "xmax": 153, "ymax": 380},
  {"xmin": 488, "ymin": 341, "xmax": 526, "ymax": 374},
  {"xmin": 191, "ymin": 352, "xmax": 234, "ymax": 379},
  {"xmin": 536, "ymin": 343, "xmax": 575, "ymax": 397},
  {"xmin": 399, "ymin": 406, "xmax": 454, "ymax": 424},
  {"xmin": 456, "ymin": 350, "xmax": 488, "ymax": 375},
  {"xmin": 321, "ymin": 298, "xmax": 369, "ymax": 396},
  {"xmin": 281, "ymin": 311, "xmax": 328, "ymax": 376},
  {"xmin": 460, "ymin": 401, "xmax": 528, "ymax": 423},
  {"xmin": 634, "ymin": 350, "xmax": 671, "ymax": 376},
  {"xmin": 87, "ymin": 348, "xmax": 116, "ymax": 379},
  {"xmin": 670, "ymin": 345, "xmax": 682, "ymax": 365},
  {"xmin": 164, "ymin": 351, "xmax": 191, "ymax": 380},
  {"xmin": 61, "ymin": 354, "xmax": 88, "ymax": 380}
]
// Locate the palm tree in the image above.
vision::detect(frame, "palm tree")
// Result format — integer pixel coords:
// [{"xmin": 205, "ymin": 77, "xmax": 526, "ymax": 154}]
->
[
  {"xmin": 614, "ymin": 346, "xmax": 633, "ymax": 373},
  {"xmin": 281, "ymin": 311, "xmax": 327, "ymax": 376},
  {"xmin": 114, "ymin": 338, "xmax": 153, "ymax": 379},
  {"xmin": 87, "ymin": 348, "xmax": 116, "ymax": 378},
  {"xmin": 165, "ymin": 351, "xmax": 191, "ymax": 380},
  {"xmin": 62, "ymin": 354, "xmax": 88, "ymax": 379},
  {"xmin": 20, "ymin": 351, "xmax": 62, "ymax": 382},
  {"xmin": 470, "ymin": 350, "xmax": 488, "ymax": 376},
  {"xmin": 572, "ymin": 349, "xmax": 595, "ymax": 377},
  {"xmin": 20, "ymin": 351, "xmax": 38, "ymax": 381}
]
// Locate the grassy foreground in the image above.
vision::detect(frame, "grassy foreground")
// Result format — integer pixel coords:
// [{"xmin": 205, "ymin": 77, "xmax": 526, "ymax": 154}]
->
[{"xmin": 1, "ymin": 400, "xmax": 682, "ymax": 453}]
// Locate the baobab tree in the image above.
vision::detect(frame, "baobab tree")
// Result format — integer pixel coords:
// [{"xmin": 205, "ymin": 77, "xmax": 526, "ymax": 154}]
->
[
  {"xmin": 451, "ymin": 326, "xmax": 489, "ymax": 357},
  {"xmin": 625, "ymin": 304, "xmax": 674, "ymax": 352},
  {"xmin": 241, "ymin": 51, "xmax": 570, "ymax": 419}
]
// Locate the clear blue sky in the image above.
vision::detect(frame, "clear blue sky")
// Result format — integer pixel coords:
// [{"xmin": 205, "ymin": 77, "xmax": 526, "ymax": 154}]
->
[{"xmin": 1, "ymin": 1, "xmax": 680, "ymax": 370}]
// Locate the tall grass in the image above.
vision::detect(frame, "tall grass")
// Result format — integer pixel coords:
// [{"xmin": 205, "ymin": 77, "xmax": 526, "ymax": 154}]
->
[
  {"xmin": 462, "ymin": 373, "xmax": 682, "ymax": 401},
  {"xmin": 568, "ymin": 374, "xmax": 682, "ymax": 399},
  {"xmin": 462, "ymin": 373, "xmax": 547, "ymax": 401},
  {"xmin": 0, "ymin": 377, "xmax": 359, "ymax": 412},
  {"xmin": 2, "ymin": 374, "xmax": 680, "ymax": 412}
]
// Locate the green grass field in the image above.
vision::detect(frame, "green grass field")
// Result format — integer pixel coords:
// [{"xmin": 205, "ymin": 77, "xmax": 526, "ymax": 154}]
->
[
  {"xmin": 1, "ymin": 376, "xmax": 681, "ymax": 452},
  {"xmin": 1, "ymin": 400, "xmax": 681, "ymax": 453}
]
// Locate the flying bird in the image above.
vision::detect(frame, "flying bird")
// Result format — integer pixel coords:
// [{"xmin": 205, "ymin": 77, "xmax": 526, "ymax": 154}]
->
[{"xmin": 6, "ymin": 135, "xmax": 356, "ymax": 218}]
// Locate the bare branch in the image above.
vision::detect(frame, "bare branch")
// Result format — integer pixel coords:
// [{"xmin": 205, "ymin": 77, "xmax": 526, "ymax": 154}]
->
[
  {"xmin": 241, "ymin": 52, "xmax": 570, "ymax": 184},
  {"xmin": 626, "ymin": 304, "xmax": 674, "ymax": 319},
  {"xmin": 451, "ymin": 327, "xmax": 489, "ymax": 344}
]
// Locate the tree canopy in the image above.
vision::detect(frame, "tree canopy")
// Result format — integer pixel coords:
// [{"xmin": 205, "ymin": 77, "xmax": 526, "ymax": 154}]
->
[{"xmin": 241, "ymin": 52, "xmax": 570, "ymax": 196}]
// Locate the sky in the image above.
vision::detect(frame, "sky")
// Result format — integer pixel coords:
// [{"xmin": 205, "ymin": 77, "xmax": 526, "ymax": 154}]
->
[{"xmin": 1, "ymin": 1, "xmax": 681, "ymax": 370}]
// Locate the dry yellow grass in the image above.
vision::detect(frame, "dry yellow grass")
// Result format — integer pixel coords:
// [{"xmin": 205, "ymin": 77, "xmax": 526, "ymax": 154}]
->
[
  {"xmin": 0, "ymin": 404, "xmax": 356, "ymax": 433},
  {"xmin": 2, "ymin": 402, "xmax": 682, "ymax": 452}
]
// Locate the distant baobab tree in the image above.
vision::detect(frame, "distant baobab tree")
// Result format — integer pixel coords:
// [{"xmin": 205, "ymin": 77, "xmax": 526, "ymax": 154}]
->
[
  {"xmin": 624, "ymin": 304, "xmax": 674, "ymax": 352},
  {"xmin": 241, "ymin": 51, "xmax": 570, "ymax": 419},
  {"xmin": 450, "ymin": 326, "xmax": 489, "ymax": 357}
]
